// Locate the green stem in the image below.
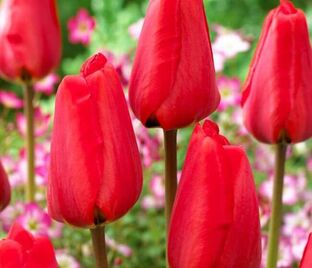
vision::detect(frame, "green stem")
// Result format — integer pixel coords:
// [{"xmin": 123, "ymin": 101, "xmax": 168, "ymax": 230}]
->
[
  {"xmin": 90, "ymin": 226, "xmax": 109, "ymax": 268},
  {"xmin": 23, "ymin": 81, "xmax": 35, "ymax": 202},
  {"xmin": 163, "ymin": 129, "xmax": 178, "ymax": 268},
  {"xmin": 266, "ymin": 142, "xmax": 287, "ymax": 268}
]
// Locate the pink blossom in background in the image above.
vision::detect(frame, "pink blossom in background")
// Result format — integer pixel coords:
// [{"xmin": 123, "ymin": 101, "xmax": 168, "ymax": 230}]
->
[
  {"xmin": 0, "ymin": 202, "xmax": 24, "ymax": 231},
  {"xmin": 134, "ymin": 126, "xmax": 161, "ymax": 167},
  {"xmin": 231, "ymin": 108, "xmax": 249, "ymax": 136},
  {"xmin": 0, "ymin": 90, "xmax": 23, "ymax": 109},
  {"xmin": 128, "ymin": 18, "xmax": 144, "ymax": 40},
  {"xmin": 212, "ymin": 50, "xmax": 226, "ymax": 72},
  {"xmin": 102, "ymin": 50, "xmax": 132, "ymax": 86},
  {"xmin": 307, "ymin": 157, "xmax": 312, "ymax": 172},
  {"xmin": 150, "ymin": 175, "xmax": 165, "ymax": 199},
  {"xmin": 34, "ymin": 73, "xmax": 59, "ymax": 95},
  {"xmin": 68, "ymin": 9, "xmax": 96, "ymax": 45},
  {"xmin": 16, "ymin": 107, "xmax": 50, "ymax": 137},
  {"xmin": 217, "ymin": 76, "xmax": 241, "ymax": 111},
  {"xmin": 142, "ymin": 175, "xmax": 165, "ymax": 210},
  {"xmin": 212, "ymin": 25, "xmax": 250, "ymax": 59},
  {"xmin": 56, "ymin": 251, "xmax": 80, "ymax": 268},
  {"xmin": 106, "ymin": 236, "xmax": 133, "ymax": 257},
  {"xmin": 3, "ymin": 142, "xmax": 50, "ymax": 188},
  {"xmin": 259, "ymin": 174, "xmax": 306, "ymax": 206},
  {"xmin": 253, "ymin": 144, "xmax": 275, "ymax": 173},
  {"xmin": 16, "ymin": 202, "xmax": 52, "ymax": 236}
]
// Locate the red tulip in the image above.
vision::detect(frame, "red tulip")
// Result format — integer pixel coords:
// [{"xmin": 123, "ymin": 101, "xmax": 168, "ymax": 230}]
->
[
  {"xmin": 0, "ymin": 222, "xmax": 58, "ymax": 267},
  {"xmin": 129, "ymin": 0, "xmax": 219, "ymax": 130},
  {"xmin": 0, "ymin": 161, "xmax": 10, "ymax": 212},
  {"xmin": 48, "ymin": 53, "xmax": 143, "ymax": 228},
  {"xmin": 300, "ymin": 234, "xmax": 312, "ymax": 268},
  {"xmin": 0, "ymin": 0, "xmax": 61, "ymax": 81},
  {"xmin": 168, "ymin": 120, "xmax": 261, "ymax": 268},
  {"xmin": 242, "ymin": 0, "xmax": 312, "ymax": 144}
]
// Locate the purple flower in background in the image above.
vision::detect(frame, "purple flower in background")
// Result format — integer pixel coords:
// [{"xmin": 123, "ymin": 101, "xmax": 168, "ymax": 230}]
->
[
  {"xmin": 0, "ymin": 90, "xmax": 23, "ymax": 109},
  {"xmin": 16, "ymin": 203, "xmax": 52, "ymax": 236},
  {"xmin": 68, "ymin": 9, "xmax": 96, "ymax": 45},
  {"xmin": 56, "ymin": 251, "xmax": 80, "ymax": 268},
  {"xmin": 34, "ymin": 73, "xmax": 59, "ymax": 95},
  {"xmin": 128, "ymin": 18, "xmax": 144, "ymax": 40},
  {"xmin": 217, "ymin": 76, "xmax": 241, "ymax": 111},
  {"xmin": 16, "ymin": 107, "xmax": 50, "ymax": 137}
]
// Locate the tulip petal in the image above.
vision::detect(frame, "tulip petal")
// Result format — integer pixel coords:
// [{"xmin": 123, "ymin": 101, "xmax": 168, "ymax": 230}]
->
[
  {"xmin": 300, "ymin": 234, "xmax": 312, "ymax": 268},
  {"xmin": 168, "ymin": 125, "xmax": 233, "ymax": 268},
  {"xmin": 130, "ymin": 0, "xmax": 219, "ymax": 130},
  {"xmin": 0, "ymin": 161, "xmax": 10, "ymax": 212},
  {"xmin": 25, "ymin": 237, "xmax": 58, "ymax": 268},
  {"xmin": 48, "ymin": 75, "xmax": 102, "ymax": 227},
  {"xmin": 219, "ymin": 146, "xmax": 261, "ymax": 267},
  {"xmin": 0, "ymin": 240, "xmax": 24, "ymax": 268},
  {"xmin": 242, "ymin": 1, "xmax": 312, "ymax": 143},
  {"xmin": 85, "ymin": 64, "xmax": 143, "ymax": 222}
]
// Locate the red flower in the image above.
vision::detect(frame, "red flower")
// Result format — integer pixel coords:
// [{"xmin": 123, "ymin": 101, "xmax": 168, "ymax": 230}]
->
[
  {"xmin": 0, "ymin": 222, "xmax": 58, "ymax": 267},
  {"xmin": 129, "ymin": 0, "xmax": 219, "ymax": 130},
  {"xmin": 0, "ymin": 0, "xmax": 61, "ymax": 81},
  {"xmin": 242, "ymin": 0, "xmax": 312, "ymax": 144},
  {"xmin": 168, "ymin": 120, "xmax": 261, "ymax": 268},
  {"xmin": 300, "ymin": 234, "xmax": 312, "ymax": 268},
  {"xmin": 0, "ymin": 161, "xmax": 10, "ymax": 212},
  {"xmin": 48, "ymin": 53, "xmax": 143, "ymax": 228}
]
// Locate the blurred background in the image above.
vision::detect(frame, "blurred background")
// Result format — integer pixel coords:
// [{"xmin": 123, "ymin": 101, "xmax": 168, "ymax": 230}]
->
[{"xmin": 1, "ymin": 0, "xmax": 312, "ymax": 267}]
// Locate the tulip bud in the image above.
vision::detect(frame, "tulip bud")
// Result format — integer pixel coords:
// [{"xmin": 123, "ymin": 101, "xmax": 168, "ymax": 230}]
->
[
  {"xmin": 0, "ymin": 161, "xmax": 10, "ymax": 212},
  {"xmin": 242, "ymin": 0, "xmax": 312, "ymax": 144},
  {"xmin": 129, "ymin": 0, "xmax": 220, "ymax": 130},
  {"xmin": 168, "ymin": 120, "xmax": 261, "ymax": 267},
  {"xmin": 48, "ymin": 53, "xmax": 143, "ymax": 228},
  {"xmin": 300, "ymin": 234, "xmax": 312, "ymax": 268},
  {"xmin": 0, "ymin": 0, "xmax": 61, "ymax": 81},
  {"xmin": 0, "ymin": 222, "xmax": 58, "ymax": 267}
]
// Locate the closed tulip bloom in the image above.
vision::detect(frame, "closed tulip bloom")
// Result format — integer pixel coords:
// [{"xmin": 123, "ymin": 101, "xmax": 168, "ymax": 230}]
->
[
  {"xmin": 168, "ymin": 120, "xmax": 261, "ymax": 268},
  {"xmin": 0, "ymin": 222, "xmax": 58, "ymax": 267},
  {"xmin": 242, "ymin": 0, "xmax": 312, "ymax": 144},
  {"xmin": 0, "ymin": 161, "xmax": 10, "ymax": 212},
  {"xmin": 48, "ymin": 53, "xmax": 142, "ymax": 228},
  {"xmin": 300, "ymin": 234, "xmax": 312, "ymax": 268},
  {"xmin": 0, "ymin": 0, "xmax": 61, "ymax": 81},
  {"xmin": 129, "ymin": 0, "xmax": 219, "ymax": 130}
]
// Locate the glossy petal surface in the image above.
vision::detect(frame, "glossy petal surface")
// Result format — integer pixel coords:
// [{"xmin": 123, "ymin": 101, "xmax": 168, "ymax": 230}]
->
[
  {"xmin": 0, "ymin": 223, "xmax": 58, "ymax": 268},
  {"xmin": 0, "ymin": 161, "xmax": 10, "ymax": 212},
  {"xmin": 129, "ymin": 0, "xmax": 219, "ymax": 130},
  {"xmin": 242, "ymin": 1, "xmax": 312, "ymax": 143},
  {"xmin": 168, "ymin": 120, "xmax": 261, "ymax": 268},
  {"xmin": 300, "ymin": 234, "xmax": 312, "ymax": 268},
  {"xmin": 0, "ymin": 0, "xmax": 61, "ymax": 81},
  {"xmin": 48, "ymin": 53, "xmax": 142, "ymax": 228}
]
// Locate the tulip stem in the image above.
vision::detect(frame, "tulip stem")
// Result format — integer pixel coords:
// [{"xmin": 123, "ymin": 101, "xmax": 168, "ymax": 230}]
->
[
  {"xmin": 90, "ymin": 226, "xmax": 109, "ymax": 268},
  {"xmin": 164, "ymin": 129, "xmax": 178, "ymax": 267},
  {"xmin": 266, "ymin": 141, "xmax": 287, "ymax": 268},
  {"xmin": 23, "ymin": 80, "xmax": 35, "ymax": 202}
]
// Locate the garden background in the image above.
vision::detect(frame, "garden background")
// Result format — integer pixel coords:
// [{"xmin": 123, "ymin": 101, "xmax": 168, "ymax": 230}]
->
[{"xmin": 0, "ymin": 0, "xmax": 312, "ymax": 267}]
